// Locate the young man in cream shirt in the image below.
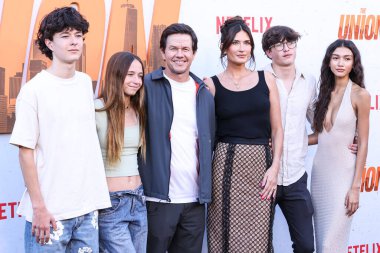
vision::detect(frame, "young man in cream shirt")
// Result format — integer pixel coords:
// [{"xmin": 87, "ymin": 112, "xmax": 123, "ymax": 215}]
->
[
  {"xmin": 10, "ymin": 7, "xmax": 110, "ymax": 252},
  {"xmin": 261, "ymin": 25, "xmax": 358, "ymax": 253},
  {"xmin": 262, "ymin": 25, "xmax": 316, "ymax": 253}
]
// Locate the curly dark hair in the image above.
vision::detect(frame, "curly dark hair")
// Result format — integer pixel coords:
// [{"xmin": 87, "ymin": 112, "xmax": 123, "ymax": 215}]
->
[
  {"xmin": 36, "ymin": 7, "xmax": 89, "ymax": 60},
  {"xmin": 313, "ymin": 39, "xmax": 365, "ymax": 133},
  {"xmin": 219, "ymin": 16, "xmax": 255, "ymax": 68}
]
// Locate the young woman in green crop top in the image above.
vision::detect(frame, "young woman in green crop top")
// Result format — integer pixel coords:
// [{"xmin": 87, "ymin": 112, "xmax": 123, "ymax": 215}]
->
[{"xmin": 95, "ymin": 51, "xmax": 147, "ymax": 253}]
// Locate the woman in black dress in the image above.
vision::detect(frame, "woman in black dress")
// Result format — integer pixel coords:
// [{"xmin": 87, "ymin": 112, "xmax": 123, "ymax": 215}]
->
[{"xmin": 205, "ymin": 16, "xmax": 283, "ymax": 252}]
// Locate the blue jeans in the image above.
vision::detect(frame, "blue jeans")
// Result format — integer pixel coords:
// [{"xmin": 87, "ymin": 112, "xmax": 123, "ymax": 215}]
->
[
  {"xmin": 24, "ymin": 210, "xmax": 99, "ymax": 253},
  {"xmin": 99, "ymin": 185, "xmax": 147, "ymax": 253}
]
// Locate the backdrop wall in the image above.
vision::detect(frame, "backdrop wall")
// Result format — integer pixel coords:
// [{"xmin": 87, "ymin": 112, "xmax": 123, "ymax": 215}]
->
[{"xmin": 0, "ymin": 0, "xmax": 379, "ymax": 252}]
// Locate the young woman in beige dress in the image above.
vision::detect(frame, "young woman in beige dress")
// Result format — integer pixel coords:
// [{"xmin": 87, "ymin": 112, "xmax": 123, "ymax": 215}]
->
[{"xmin": 309, "ymin": 39, "xmax": 370, "ymax": 253}]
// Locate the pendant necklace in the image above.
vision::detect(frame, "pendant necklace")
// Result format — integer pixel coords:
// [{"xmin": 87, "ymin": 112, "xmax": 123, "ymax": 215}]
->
[
  {"xmin": 232, "ymin": 79, "xmax": 240, "ymax": 90},
  {"xmin": 224, "ymin": 71, "xmax": 242, "ymax": 90}
]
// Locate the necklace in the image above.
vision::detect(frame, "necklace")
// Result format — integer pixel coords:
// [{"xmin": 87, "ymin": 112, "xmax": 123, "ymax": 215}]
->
[
  {"xmin": 231, "ymin": 79, "xmax": 240, "ymax": 90},
  {"xmin": 224, "ymin": 71, "xmax": 240, "ymax": 89},
  {"xmin": 124, "ymin": 98, "xmax": 131, "ymax": 109},
  {"xmin": 224, "ymin": 70, "xmax": 249, "ymax": 90}
]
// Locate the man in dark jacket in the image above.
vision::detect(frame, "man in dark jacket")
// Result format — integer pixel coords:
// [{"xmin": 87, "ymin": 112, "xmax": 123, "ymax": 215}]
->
[{"xmin": 139, "ymin": 23, "xmax": 215, "ymax": 253}]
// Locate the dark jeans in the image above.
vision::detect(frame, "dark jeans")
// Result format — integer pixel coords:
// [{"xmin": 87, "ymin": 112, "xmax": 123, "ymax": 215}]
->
[
  {"xmin": 146, "ymin": 201, "xmax": 205, "ymax": 253},
  {"xmin": 276, "ymin": 172, "xmax": 315, "ymax": 253}
]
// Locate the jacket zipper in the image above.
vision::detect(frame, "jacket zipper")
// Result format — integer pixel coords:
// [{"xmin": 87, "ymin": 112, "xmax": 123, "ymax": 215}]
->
[
  {"xmin": 167, "ymin": 79, "xmax": 173, "ymax": 202},
  {"xmin": 196, "ymin": 83, "xmax": 202, "ymax": 202}
]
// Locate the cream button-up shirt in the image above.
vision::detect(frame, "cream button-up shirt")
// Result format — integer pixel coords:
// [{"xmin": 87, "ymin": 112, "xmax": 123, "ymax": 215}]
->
[{"xmin": 264, "ymin": 64, "xmax": 317, "ymax": 186}]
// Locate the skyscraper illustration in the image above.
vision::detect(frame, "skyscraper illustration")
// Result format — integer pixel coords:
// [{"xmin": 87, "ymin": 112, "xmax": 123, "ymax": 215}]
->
[
  {"xmin": 147, "ymin": 24, "xmax": 166, "ymax": 73},
  {"xmin": 7, "ymin": 103, "xmax": 15, "ymax": 133},
  {"xmin": 32, "ymin": 41, "xmax": 45, "ymax": 61},
  {"xmin": 0, "ymin": 94, "xmax": 7, "ymax": 133},
  {"xmin": 9, "ymin": 72, "xmax": 22, "ymax": 99},
  {"xmin": 123, "ymin": 4, "xmax": 138, "ymax": 54},
  {"xmin": 0, "ymin": 67, "xmax": 7, "ymax": 133},
  {"xmin": 29, "ymin": 60, "xmax": 47, "ymax": 80},
  {"xmin": 0, "ymin": 4, "xmax": 98, "ymax": 134},
  {"xmin": 0, "ymin": 67, "xmax": 5, "ymax": 95}
]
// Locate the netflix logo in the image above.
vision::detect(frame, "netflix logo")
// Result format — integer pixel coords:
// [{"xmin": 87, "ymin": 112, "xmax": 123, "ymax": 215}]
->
[{"xmin": 0, "ymin": 201, "xmax": 22, "ymax": 220}]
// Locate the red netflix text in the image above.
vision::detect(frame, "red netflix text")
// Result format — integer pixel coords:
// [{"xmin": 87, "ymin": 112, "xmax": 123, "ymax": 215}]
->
[
  {"xmin": 0, "ymin": 202, "xmax": 22, "ymax": 220},
  {"xmin": 348, "ymin": 243, "xmax": 380, "ymax": 253},
  {"xmin": 370, "ymin": 95, "xmax": 379, "ymax": 111},
  {"xmin": 216, "ymin": 16, "xmax": 273, "ymax": 34}
]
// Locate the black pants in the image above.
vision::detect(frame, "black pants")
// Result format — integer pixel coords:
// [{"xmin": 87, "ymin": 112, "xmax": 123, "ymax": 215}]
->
[
  {"xmin": 276, "ymin": 172, "xmax": 315, "ymax": 253},
  {"xmin": 146, "ymin": 201, "xmax": 205, "ymax": 253}
]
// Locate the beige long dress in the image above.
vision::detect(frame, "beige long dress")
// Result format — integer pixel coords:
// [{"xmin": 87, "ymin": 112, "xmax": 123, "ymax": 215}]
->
[{"xmin": 311, "ymin": 80, "xmax": 357, "ymax": 253}]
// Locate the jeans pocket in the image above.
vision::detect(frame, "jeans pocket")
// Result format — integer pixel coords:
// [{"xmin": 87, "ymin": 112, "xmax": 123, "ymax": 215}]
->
[
  {"xmin": 99, "ymin": 196, "xmax": 121, "ymax": 216},
  {"xmin": 135, "ymin": 198, "xmax": 147, "ymax": 214}
]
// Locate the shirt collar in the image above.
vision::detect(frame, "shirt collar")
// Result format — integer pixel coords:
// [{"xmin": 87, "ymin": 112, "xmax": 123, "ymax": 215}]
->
[{"xmin": 263, "ymin": 63, "xmax": 305, "ymax": 80}]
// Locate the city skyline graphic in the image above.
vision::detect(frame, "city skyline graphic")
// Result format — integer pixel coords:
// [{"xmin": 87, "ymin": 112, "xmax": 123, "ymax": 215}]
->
[
  {"xmin": 0, "ymin": 28, "xmax": 88, "ymax": 134},
  {"xmin": 0, "ymin": 0, "xmax": 181, "ymax": 134},
  {"xmin": 97, "ymin": 0, "xmax": 180, "ymax": 96}
]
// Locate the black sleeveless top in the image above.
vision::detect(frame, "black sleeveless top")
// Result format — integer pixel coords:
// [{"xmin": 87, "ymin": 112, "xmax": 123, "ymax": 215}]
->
[{"xmin": 212, "ymin": 71, "xmax": 271, "ymax": 145}]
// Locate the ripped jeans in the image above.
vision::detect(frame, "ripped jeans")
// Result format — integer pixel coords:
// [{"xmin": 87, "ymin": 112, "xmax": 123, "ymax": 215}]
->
[{"xmin": 24, "ymin": 210, "xmax": 99, "ymax": 253}]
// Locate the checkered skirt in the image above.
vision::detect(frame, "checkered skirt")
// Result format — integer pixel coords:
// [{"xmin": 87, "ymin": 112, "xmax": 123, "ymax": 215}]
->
[{"xmin": 208, "ymin": 142, "xmax": 275, "ymax": 253}]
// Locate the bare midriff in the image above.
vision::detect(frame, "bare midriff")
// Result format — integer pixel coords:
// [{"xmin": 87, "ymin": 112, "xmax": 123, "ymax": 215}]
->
[{"xmin": 106, "ymin": 175, "xmax": 142, "ymax": 192}]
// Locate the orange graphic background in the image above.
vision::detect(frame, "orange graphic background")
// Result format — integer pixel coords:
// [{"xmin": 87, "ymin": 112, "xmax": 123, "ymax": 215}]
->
[
  {"xmin": 337, "ymin": 8, "xmax": 380, "ymax": 40},
  {"xmin": 361, "ymin": 166, "xmax": 380, "ymax": 192},
  {"xmin": 30, "ymin": 0, "xmax": 106, "ymax": 80},
  {"xmin": 99, "ymin": 0, "xmax": 181, "ymax": 95},
  {"xmin": 0, "ymin": 0, "xmax": 181, "ymax": 133},
  {"xmin": 0, "ymin": 1, "xmax": 33, "ymax": 104}
]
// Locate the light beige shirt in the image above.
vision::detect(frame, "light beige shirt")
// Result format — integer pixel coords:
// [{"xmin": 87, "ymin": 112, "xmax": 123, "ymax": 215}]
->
[
  {"xmin": 264, "ymin": 64, "xmax": 317, "ymax": 186},
  {"xmin": 10, "ymin": 70, "xmax": 111, "ymax": 221},
  {"xmin": 94, "ymin": 99, "xmax": 140, "ymax": 177}
]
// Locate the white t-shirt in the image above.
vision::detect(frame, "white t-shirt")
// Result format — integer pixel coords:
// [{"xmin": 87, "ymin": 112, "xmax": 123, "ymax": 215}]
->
[
  {"xmin": 9, "ymin": 70, "xmax": 111, "ymax": 222},
  {"xmin": 146, "ymin": 74, "xmax": 199, "ymax": 203}
]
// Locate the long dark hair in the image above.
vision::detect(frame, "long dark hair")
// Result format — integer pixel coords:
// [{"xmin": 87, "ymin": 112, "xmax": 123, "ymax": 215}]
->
[
  {"xmin": 97, "ymin": 52, "xmax": 146, "ymax": 164},
  {"xmin": 219, "ymin": 16, "xmax": 255, "ymax": 68},
  {"xmin": 313, "ymin": 39, "xmax": 364, "ymax": 132}
]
